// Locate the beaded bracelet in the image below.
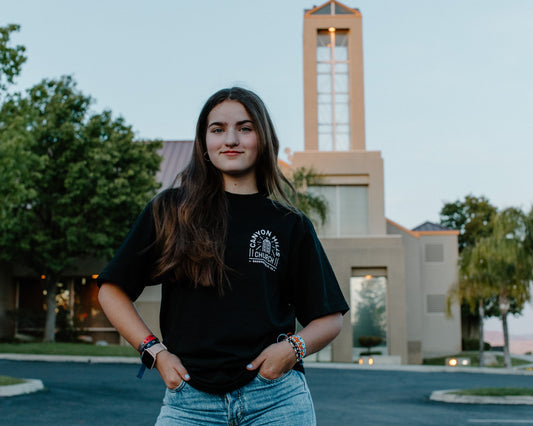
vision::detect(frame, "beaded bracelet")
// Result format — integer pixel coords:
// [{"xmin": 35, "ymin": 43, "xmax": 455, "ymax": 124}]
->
[{"xmin": 277, "ymin": 333, "xmax": 306, "ymax": 362}]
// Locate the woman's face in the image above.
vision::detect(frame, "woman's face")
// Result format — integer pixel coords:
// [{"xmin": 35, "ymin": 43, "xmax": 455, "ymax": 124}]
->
[{"xmin": 205, "ymin": 100, "xmax": 259, "ymax": 187}]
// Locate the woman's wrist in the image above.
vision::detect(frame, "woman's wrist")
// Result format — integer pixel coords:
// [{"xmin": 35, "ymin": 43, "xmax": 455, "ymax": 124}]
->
[{"xmin": 277, "ymin": 333, "xmax": 306, "ymax": 362}]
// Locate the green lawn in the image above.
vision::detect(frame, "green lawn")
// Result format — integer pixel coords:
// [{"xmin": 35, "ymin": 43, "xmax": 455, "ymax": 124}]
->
[
  {"xmin": 0, "ymin": 375, "xmax": 25, "ymax": 386},
  {"xmin": 423, "ymin": 351, "xmax": 532, "ymax": 368},
  {"xmin": 0, "ymin": 342, "xmax": 137, "ymax": 357},
  {"xmin": 451, "ymin": 387, "xmax": 533, "ymax": 397}
]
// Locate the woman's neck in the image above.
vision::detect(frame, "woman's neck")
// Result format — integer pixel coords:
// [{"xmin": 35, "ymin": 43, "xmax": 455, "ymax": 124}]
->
[{"xmin": 222, "ymin": 174, "xmax": 258, "ymax": 194}]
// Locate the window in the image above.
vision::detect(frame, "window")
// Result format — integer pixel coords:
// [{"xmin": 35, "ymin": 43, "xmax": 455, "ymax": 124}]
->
[
  {"xmin": 317, "ymin": 29, "xmax": 350, "ymax": 151},
  {"xmin": 425, "ymin": 243, "xmax": 444, "ymax": 262},
  {"xmin": 310, "ymin": 185, "xmax": 368, "ymax": 237}
]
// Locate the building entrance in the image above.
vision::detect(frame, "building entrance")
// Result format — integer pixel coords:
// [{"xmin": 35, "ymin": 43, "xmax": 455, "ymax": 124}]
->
[{"xmin": 350, "ymin": 269, "xmax": 388, "ymax": 361}]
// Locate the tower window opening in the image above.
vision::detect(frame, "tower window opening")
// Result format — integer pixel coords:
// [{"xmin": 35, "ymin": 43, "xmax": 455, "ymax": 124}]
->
[{"xmin": 317, "ymin": 29, "xmax": 350, "ymax": 151}]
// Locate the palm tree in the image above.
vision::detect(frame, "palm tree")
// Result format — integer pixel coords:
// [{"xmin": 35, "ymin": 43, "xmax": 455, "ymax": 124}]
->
[
  {"xmin": 449, "ymin": 209, "xmax": 533, "ymax": 368},
  {"xmin": 284, "ymin": 167, "xmax": 328, "ymax": 226},
  {"xmin": 479, "ymin": 208, "xmax": 532, "ymax": 367},
  {"xmin": 447, "ymin": 247, "xmax": 493, "ymax": 366}
]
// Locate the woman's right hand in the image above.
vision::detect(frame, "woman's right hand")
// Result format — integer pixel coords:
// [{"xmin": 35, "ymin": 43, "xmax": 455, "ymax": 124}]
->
[{"xmin": 155, "ymin": 350, "xmax": 191, "ymax": 389}]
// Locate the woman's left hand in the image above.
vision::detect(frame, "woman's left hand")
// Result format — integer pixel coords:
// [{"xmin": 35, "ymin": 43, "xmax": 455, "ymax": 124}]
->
[{"xmin": 246, "ymin": 341, "xmax": 297, "ymax": 380}]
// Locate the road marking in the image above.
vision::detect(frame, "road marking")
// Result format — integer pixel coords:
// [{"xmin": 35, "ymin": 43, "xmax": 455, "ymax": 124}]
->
[{"xmin": 469, "ymin": 422, "xmax": 533, "ymax": 424}]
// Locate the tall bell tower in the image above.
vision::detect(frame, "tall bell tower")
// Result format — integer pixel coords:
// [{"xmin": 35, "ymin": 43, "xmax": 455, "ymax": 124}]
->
[{"xmin": 303, "ymin": 0, "xmax": 365, "ymax": 151}]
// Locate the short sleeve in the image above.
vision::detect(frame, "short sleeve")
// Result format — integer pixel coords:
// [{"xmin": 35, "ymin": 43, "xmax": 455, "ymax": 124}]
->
[
  {"xmin": 289, "ymin": 215, "xmax": 349, "ymax": 326},
  {"xmin": 97, "ymin": 201, "xmax": 158, "ymax": 301}
]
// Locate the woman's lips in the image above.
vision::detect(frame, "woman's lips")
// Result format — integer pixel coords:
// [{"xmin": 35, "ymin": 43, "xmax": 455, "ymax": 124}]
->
[{"xmin": 221, "ymin": 151, "xmax": 242, "ymax": 156}]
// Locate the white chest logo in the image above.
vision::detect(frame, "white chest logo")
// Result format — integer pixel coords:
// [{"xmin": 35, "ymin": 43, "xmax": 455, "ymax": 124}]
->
[{"xmin": 249, "ymin": 229, "xmax": 280, "ymax": 271}]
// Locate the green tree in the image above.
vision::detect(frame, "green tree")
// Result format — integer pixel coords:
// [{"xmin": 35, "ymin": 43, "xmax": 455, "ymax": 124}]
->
[
  {"xmin": 0, "ymin": 76, "xmax": 162, "ymax": 341},
  {"xmin": 449, "ymin": 208, "xmax": 533, "ymax": 367},
  {"xmin": 440, "ymin": 195, "xmax": 497, "ymax": 253},
  {"xmin": 285, "ymin": 167, "xmax": 327, "ymax": 226},
  {"xmin": 440, "ymin": 195, "xmax": 498, "ymax": 341},
  {"xmin": 0, "ymin": 24, "xmax": 26, "ymax": 95}
]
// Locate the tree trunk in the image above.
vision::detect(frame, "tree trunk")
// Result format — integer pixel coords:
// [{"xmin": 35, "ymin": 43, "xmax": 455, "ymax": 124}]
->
[
  {"xmin": 43, "ymin": 279, "xmax": 57, "ymax": 342},
  {"xmin": 478, "ymin": 300, "xmax": 485, "ymax": 367},
  {"xmin": 501, "ymin": 312, "xmax": 512, "ymax": 368}
]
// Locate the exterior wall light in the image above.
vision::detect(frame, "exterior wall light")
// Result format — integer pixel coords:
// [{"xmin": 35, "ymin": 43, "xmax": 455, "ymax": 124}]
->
[
  {"xmin": 445, "ymin": 357, "xmax": 471, "ymax": 367},
  {"xmin": 328, "ymin": 27, "xmax": 336, "ymax": 32},
  {"xmin": 358, "ymin": 356, "xmax": 374, "ymax": 365}
]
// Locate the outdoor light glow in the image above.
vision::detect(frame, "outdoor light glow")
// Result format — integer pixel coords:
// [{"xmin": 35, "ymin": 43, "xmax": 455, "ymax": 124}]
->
[
  {"xmin": 446, "ymin": 357, "xmax": 470, "ymax": 367},
  {"xmin": 40, "ymin": 274, "xmax": 46, "ymax": 280},
  {"xmin": 328, "ymin": 27, "xmax": 336, "ymax": 32},
  {"xmin": 365, "ymin": 275, "xmax": 372, "ymax": 280},
  {"xmin": 358, "ymin": 357, "xmax": 375, "ymax": 366},
  {"xmin": 91, "ymin": 274, "xmax": 99, "ymax": 280}
]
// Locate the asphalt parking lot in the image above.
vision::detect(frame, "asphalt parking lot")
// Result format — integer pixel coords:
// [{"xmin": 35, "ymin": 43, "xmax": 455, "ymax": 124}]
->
[{"xmin": 2, "ymin": 358, "xmax": 533, "ymax": 425}]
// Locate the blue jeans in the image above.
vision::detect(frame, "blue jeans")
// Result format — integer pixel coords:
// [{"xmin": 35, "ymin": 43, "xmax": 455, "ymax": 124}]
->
[{"xmin": 155, "ymin": 369, "xmax": 316, "ymax": 425}]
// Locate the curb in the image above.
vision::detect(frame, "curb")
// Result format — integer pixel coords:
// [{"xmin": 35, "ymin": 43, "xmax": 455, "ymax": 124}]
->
[
  {"xmin": 304, "ymin": 361, "xmax": 533, "ymax": 376},
  {"xmin": 0, "ymin": 379, "xmax": 44, "ymax": 397},
  {"xmin": 0, "ymin": 354, "xmax": 139, "ymax": 364},
  {"xmin": 430, "ymin": 389, "xmax": 533, "ymax": 405}
]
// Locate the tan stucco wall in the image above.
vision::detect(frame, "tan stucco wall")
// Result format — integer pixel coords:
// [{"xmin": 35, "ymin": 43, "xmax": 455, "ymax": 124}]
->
[
  {"xmin": 387, "ymin": 221, "xmax": 424, "ymax": 364},
  {"xmin": 419, "ymin": 233, "xmax": 461, "ymax": 357},
  {"xmin": 387, "ymin": 222, "xmax": 461, "ymax": 360},
  {"xmin": 291, "ymin": 150, "xmax": 386, "ymax": 235},
  {"xmin": 134, "ymin": 284, "xmax": 162, "ymax": 340},
  {"xmin": 321, "ymin": 235, "xmax": 408, "ymax": 364}
]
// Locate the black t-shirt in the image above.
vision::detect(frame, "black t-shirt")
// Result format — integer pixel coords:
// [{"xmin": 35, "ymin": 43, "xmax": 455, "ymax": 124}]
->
[{"xmin": 98, "ymin": 190, "xmax": 349, "ymax": 394}]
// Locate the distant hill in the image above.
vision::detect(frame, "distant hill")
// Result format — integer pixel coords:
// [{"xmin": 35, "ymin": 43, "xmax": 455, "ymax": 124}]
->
[{"xmin": 485, "ymin": 331, "xmax": 533, "ymax": 354}]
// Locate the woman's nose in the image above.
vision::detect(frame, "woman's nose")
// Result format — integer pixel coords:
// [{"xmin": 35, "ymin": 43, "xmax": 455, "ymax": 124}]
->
[{"xmin": 224, "ymin": 128, "xmax": 239, "ymax": 146}]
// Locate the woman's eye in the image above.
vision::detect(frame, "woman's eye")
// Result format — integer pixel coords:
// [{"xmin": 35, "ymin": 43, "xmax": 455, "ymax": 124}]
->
[
  {"xmin": 240, "ymin": 127, "xmax": 252, "ymax": 133},
  {"xmin": 211, "ymin": 128, "xmax": 223, "ymax": 133}
]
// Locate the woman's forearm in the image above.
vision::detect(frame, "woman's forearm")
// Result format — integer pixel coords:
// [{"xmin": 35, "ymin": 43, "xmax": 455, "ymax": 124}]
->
[
  {"xmin": 98, "ymin": 283, "xmax": 152, "ymax": 350},
  {"xmin": 297, "ymin": 312, "xmax": 343, "ymax": 356}
]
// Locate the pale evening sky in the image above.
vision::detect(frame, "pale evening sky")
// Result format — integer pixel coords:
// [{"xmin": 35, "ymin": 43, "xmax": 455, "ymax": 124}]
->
[{"xmin": 2, "ymin": 0, "xmax": 532, "ymax": 335}]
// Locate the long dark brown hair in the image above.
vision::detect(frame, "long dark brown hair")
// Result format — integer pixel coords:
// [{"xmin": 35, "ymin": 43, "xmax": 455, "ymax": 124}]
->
[{"xmin": 152, "ymin": 87, "xmax": 295, "ymax": 294}]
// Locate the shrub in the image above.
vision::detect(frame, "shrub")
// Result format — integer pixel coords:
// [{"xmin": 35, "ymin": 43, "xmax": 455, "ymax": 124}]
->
[
  {"xmin": 462, "ymin": 338, "xmax": 491, "ymax": 351},
  {"xmin": 358, "ymin": 336, "xmax": 382, "ymax": 351}
]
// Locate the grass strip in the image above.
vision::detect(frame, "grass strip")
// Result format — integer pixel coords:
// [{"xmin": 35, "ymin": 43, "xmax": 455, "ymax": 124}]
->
[
  {"xmin": 0, "ymin": 342, "xmax": 137, "ymax": 357},
  {"xmin": 0, "ymin": 376, "xmax": 26, "ymax": 386},
  {"xmin": 423, "ymin": 351, "xmax": 531, "ymax": 368},
  {"xmin": 451, "ymin": 387, "xmax": 533, "ymax": 397}
]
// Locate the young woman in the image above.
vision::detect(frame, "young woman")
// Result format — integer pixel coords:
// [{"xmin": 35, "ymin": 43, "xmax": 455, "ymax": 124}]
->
[{"xmin": 98, "ymin": 87, "xmax": 349, "ymax": 425}]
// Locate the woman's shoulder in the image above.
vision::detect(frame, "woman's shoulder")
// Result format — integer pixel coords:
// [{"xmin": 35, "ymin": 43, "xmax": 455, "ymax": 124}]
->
[
  {"xmin": 153, "ymin": 187, "xmax": 184, "ymax": 204},
  {"xmin": 267, "ymin": 198, "xmax": 313, "ymax": 227}
]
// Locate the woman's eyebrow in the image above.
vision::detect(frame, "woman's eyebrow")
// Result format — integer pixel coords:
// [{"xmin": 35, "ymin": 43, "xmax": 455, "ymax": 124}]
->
[{"xmin": 208, "ymin": 119, "xmax": 253, "ymax": 127}]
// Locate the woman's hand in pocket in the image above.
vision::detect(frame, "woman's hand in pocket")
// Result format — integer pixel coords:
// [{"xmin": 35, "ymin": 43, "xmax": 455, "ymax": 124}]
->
[
  {"xmin": 245, "ymin": 341, "xmax": 296, "ymax": 380},
  {"xmin": 155, "ymin": 350, "xmax": 191, "ymax": 389}
]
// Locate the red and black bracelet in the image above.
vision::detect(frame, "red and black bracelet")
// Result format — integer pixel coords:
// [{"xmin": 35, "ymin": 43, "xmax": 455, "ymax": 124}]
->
[{"xmin": 137, "ymin": 334, "xmax": 158, "ymax": 353}]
